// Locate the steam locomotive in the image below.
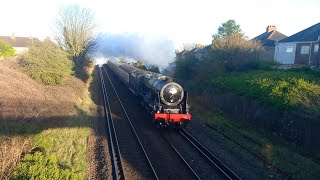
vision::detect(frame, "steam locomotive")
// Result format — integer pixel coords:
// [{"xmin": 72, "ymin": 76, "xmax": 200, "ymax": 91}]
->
[{"xmin": 107, "ymin": 60, "xmax": 191, "ymax": 128}]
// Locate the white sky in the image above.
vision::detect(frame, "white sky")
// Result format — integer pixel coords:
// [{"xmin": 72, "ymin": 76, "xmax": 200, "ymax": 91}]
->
[{"xmin": 0, "ymin": 0, "xmax": 319, "ymax": 48}]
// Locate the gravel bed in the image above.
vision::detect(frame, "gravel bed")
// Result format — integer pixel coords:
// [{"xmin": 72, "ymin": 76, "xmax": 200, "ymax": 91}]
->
[
  {"xmin": 87, "ymin": 68, "xmax": 112, "ymax": 180},
  {"xmin": 102, "ymin": 67, "xmax": 154, "ymax": 179},
  {"xmin": 187, "ymin": 119, "xmax": 284, "ymax": 179},
  {"xmin": 163, "ymin": 129, "xmax": 225, "ymax": 179}
]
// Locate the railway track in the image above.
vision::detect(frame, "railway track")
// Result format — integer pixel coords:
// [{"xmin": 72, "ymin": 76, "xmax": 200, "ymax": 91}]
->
[
  {"xmin": 205, "ymin": 123, "xmax": 292, "ymax": 179},
  {"xmin": 99, "ymin": 66, "xmax": 124, "ymax": 179},
  {"xmin": 161, "ymin": 128, "xmax": 241, "ymax": 180},
  {"xmin": 102, "ymin": 63, "xmax": 241, "ymax": 179},
  {"xmin": 100, "ymin": 66, "xmax": 159, "ymax": 180},
  {"xmin": 101, "ymin": 62, "xmax": 289, "ymax": 179}
]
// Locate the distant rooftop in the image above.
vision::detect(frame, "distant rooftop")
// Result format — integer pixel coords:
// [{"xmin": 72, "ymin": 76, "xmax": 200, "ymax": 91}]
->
[
  {"xmin": 279, "ymin": 22, "xmax": 320, "ymax": 43},
  {"xmin": 253, "ymin": 25, "xmax": 287, "ymax": 47},
  {"xmin": 0, "ymin": 35, "xmax": 36, "ymax": 47}
]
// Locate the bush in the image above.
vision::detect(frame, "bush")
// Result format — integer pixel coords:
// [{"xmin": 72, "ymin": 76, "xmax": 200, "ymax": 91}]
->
[
  {"xmin": 11, "ymin": 151, "xmax": 81, "ymax": 180},
  {"xmin": 211, "ymin": 34, "xmax": 262, "ymax": 71},
  {"xmin": 0, "ymin": 40, "xmax": 15, "ymax": 57},
  {"xmin": 22, "ymin": 39, "xmax": 73, "ymax": 85},
  {"xmin": 175, "ymin": 57, "xmax": 200, "ymax": 81}
]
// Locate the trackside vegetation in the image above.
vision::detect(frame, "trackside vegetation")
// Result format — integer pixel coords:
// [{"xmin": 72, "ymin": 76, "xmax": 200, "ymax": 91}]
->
[
  {"xmin": 1, "ymin": 4, "xmax": 97, "ymax": 179},
  {"xmin": 21, "ymin": 39, "xmax": 74, "ymax": 85},
  {"xmin": 11, "ymin": 152, "xmax": 79, "ymax": 179},
  {"xmin": 194, "ymin": 110, "xmax": 320, "ymax": 179},
  {"xmin": 212, "ymin": 68, "xmax": 320, "ymax": 111},
  {"xmin": 10, "ymin": 75, "xmax": 95, "ymax": 179}
]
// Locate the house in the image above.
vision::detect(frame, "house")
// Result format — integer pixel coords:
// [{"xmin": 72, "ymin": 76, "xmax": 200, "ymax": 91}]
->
[
  {"xmin": 0, "ymin": 34, "xmax": 37, "ymax": 55},
  {"xmin": 274, "ymin": 22, "xmax": 320, "ymax": 66},
  {"xmin": 253, "ymin": 25, "xmax": 287, "ymax": 61},
  {"xmin": 175, "ymin": 44, "xmax": 209, "ymax": 61}
]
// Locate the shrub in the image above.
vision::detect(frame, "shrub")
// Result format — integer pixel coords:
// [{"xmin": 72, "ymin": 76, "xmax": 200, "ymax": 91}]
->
[
  {"xmin": 0, "ymin": 40, "xmax": 15, "ymax": 57},
  {"xmin": 175, "ymin": 57, "xmax": 200, "ymax": 81},
  {"xmin": 22, "ymin": 39, "xmax": 73, "ymax": 85},
  {"xmin": 11, "ymin": 151, "xmax": 81, "ymax": 179},
  {"xmin": 211, "ymin": 34, "xmax": 262, "ymax": 71}
]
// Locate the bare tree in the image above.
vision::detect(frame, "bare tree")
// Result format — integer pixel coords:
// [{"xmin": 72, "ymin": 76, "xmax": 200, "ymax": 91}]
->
[{"xmin": 54, "ymin": 4, "xmax": 96, "ymax": 66}]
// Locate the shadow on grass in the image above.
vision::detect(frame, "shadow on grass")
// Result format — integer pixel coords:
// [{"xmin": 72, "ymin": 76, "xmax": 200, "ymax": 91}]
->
[
  {"xmin": 0, "ymin": 64, "xmax": 108, "ymax": 179},
  {"xmin": 89, "ymin": 65, "xmax": 103, "ymax": 107},
  {"xmin": 0, "ymin": 65, "xmax": 103, "ymax": 137},
  {"xmin": 74, "ymin": 66, "xmax": 90, "ymax": 83},
  {"xmin": 0, "ymin": 108, "xmax": 92, "ymax": 137}
]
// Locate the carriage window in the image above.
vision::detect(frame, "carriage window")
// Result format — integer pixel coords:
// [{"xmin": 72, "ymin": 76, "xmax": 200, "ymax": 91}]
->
[{"xmin": 301, "ymin": 45, "xmax": 310, "ymax": 54}]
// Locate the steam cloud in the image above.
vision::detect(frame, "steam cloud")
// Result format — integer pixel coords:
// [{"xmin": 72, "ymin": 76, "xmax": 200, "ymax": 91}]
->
[{"xmin": 94, "ymin": 33, "xmax": 175, "ymax": 67}]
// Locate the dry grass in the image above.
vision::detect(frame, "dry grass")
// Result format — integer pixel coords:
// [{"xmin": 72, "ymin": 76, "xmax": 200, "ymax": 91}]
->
[
  {"xmin": 0, "ymin": 57, "xmax": 86, "ymax": 179},
  {"xmin": 0, "ymin": 58, "xmax": 84, "ymax": 119}
]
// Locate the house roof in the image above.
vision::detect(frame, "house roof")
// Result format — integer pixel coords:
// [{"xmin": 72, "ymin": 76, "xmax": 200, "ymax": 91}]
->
[
  {"xmin": 253, "ymin": 31, "xmax": 287, "ymax": 47},
  {"xmin": 280, "ymin": 22, "xmax": 320, "ymax": 43},
  {"xmin": 0, "ymin": 36, "xmax": 36, "ymax": 47}
]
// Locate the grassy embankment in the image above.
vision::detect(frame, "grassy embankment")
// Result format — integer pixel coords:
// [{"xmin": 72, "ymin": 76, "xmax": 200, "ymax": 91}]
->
[
  {"xmin": 0, "ymin": 58, "xmax": 96, "ymax": 179},
  {"xmin": 188, "ymin": 67, "xmax": 320, "ymax": 179},
  {"xmin": 194, "ymin": 109, "xmax": 320, "ymax": 179},
  {"xmin": 212, "ymin": 68, "xmax": 320, "ymax": 111}
]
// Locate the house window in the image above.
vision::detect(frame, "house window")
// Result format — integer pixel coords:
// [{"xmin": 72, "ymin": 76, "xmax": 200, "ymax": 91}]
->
[
  {"xmin": 301, "ymin": 45, "xmax": 310, "ymax": 54},
  {"xmin": 314, "ymin": 44, "xmax": 319, "ymax": 52},
  {"xmin": 286, "ymin": 46, "xmax": 293, "ymax": 53}
]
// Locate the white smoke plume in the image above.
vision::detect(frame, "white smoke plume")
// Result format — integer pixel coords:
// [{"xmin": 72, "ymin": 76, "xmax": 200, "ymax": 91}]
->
[{"xmin": 94, "ymin": 33, "xmax": 175, "ymax": 67}]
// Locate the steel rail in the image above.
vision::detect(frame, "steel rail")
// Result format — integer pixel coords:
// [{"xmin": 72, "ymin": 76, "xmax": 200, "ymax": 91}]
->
[
  {"xmin": 160, "ymin": 132, "xmax": 201, "ymax": 180},
  {"xmin": 205, "ymin": 123, "xmax": 292, "ymax": 179},
  {"xmin": 180, "ymin": 129, "xmax": 242, "ymax": 180},
  {"xmin": 99, "ymin": 66, "xmax": 125, "ymax": 180},
  {"xmin": 102, "ymin": 66, "xmax": 159, "ymax": 180}
]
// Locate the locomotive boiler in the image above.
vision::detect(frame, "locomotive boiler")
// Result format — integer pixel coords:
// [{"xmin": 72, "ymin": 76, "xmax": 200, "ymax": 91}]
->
[{"xmin": 107, "ymin": 60, "xmax": 191, "ymax": 128}]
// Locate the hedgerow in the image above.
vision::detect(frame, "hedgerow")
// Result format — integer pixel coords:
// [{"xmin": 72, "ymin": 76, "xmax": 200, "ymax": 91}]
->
[{"xmin": 22, "ymin": 39, "xmax": 73, "ymax": 85}]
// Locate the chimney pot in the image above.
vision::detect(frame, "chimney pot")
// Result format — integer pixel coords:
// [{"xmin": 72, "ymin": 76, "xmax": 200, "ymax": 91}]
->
[{"xmin": 266, "ymin": 25, "xmax": 277, "ymax": 33}]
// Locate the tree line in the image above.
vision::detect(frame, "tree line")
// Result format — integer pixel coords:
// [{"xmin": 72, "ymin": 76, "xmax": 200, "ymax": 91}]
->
[{"xmin": 173, "ymin": 20, "xmax": 270, "ymax": 91}]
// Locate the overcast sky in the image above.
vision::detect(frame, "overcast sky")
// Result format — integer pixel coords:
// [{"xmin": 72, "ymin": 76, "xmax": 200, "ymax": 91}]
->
[{"xmin": 0, "ymin": 0, "xmax": 319, "ymax": 48}]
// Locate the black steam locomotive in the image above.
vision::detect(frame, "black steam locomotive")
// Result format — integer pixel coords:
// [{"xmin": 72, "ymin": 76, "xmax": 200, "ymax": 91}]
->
[{"xmin": 107, "ymin": 60, "xmax": 191, "ymax": 128}]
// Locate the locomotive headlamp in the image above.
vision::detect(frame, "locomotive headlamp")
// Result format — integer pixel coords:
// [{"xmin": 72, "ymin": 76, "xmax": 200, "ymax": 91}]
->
[
  {"xmin": 169, "ymin": 87, "xmax": 178, "ymax": 95},
  {"xmin": 160, "ymin": 83, "xmax": 184, "ymax": 106}
]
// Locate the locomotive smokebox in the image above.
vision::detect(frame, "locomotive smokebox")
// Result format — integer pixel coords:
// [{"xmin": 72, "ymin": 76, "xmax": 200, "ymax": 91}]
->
[{"xmin": 160, "ymin": 82, "xmax": 184, "ymax": 106}]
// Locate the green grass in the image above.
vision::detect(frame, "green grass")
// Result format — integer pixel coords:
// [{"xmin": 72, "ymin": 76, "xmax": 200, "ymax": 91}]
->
[
  {"xmin": 198, "ymin": 111, "xmax": 320, "ymax": 179},
  {"xmin": 11, "ymin": 82, "xmax": 95, "ymax": 179},
  {"xmin": 11, "ymin": 152, "xmax": 81, "ymax": 180},
  {"xmin": 211, "ymin": 69, "xmax": 320, "ymax": 111}
]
